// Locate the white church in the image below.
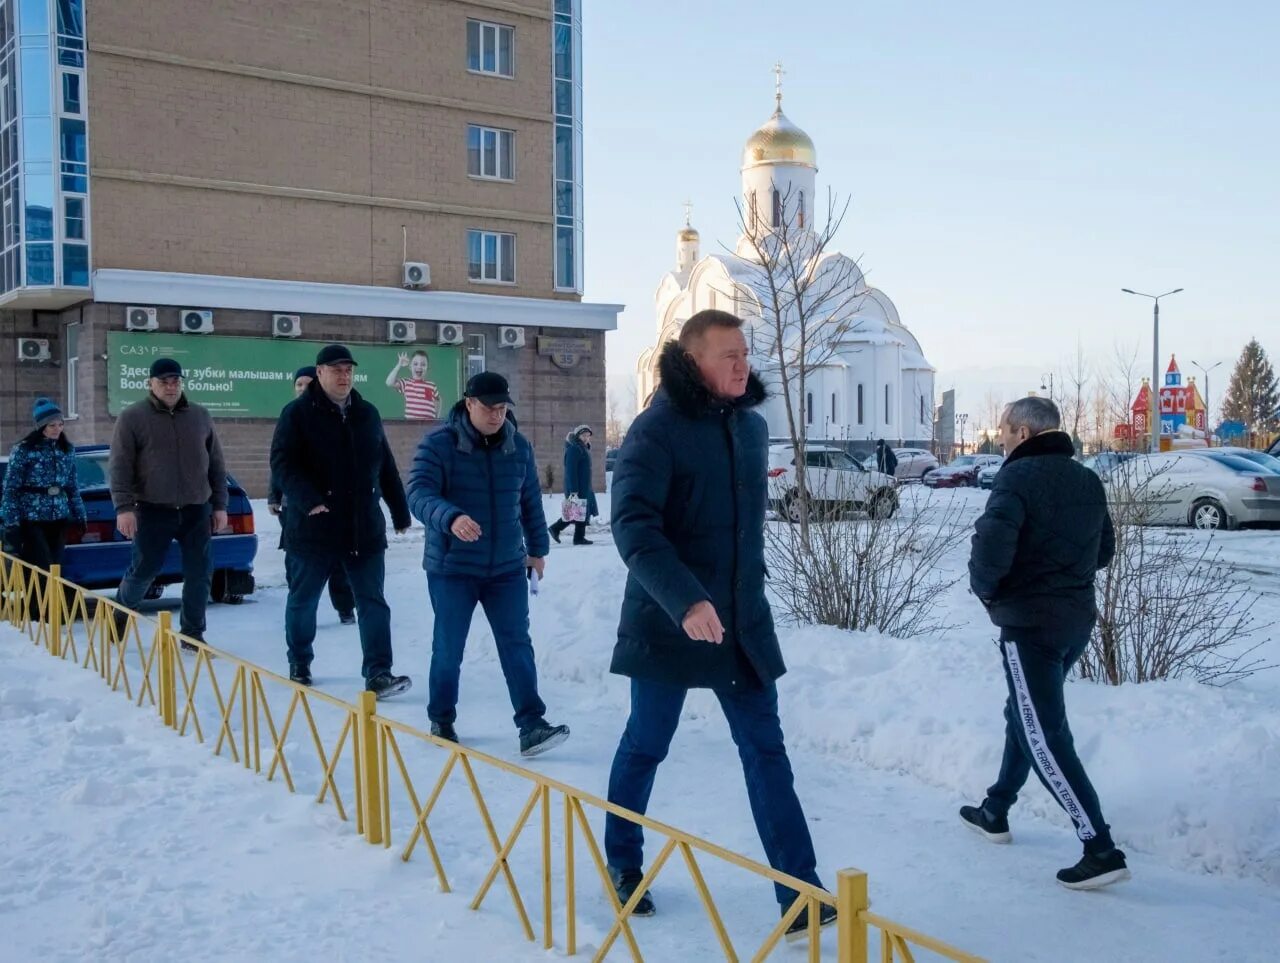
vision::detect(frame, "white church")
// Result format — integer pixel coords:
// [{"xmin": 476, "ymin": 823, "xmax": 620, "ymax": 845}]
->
[{"xmin": 636, "ymin": 80, "xmax": 935, "ymax": 451}]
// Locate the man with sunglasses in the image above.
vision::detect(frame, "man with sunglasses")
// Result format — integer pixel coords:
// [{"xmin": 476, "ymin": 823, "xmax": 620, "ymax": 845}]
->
[{"xmin": 109, "ymin": 357, "xmax": 227, "ymax": 647}]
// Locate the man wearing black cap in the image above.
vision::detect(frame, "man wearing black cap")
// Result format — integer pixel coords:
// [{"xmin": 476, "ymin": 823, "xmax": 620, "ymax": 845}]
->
[
  {"xmin": 268, "ymin": 365, "xmax": 355, "ymax": 624},
  {"xmin": 109, "ymin": 357, "xmax": 227, "ymax": 646},
  {"xmin": 270, "ymin": 343, "xmax": 413, "ymax": 697},
  {"xmin": 407, "ymin": 371, "xmax": 568, "ymax": 757}
]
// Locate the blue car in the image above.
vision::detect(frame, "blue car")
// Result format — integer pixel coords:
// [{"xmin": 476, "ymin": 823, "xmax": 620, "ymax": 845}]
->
[{"xmin": 1, "ymin": 444, "xmax": 258, "ymax": 602}]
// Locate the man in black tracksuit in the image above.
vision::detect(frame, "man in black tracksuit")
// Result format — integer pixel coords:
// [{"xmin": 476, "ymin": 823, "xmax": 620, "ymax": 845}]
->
[{"xmin": 962, "ymin": 396, "xmax": 1129, "ymax": 890}]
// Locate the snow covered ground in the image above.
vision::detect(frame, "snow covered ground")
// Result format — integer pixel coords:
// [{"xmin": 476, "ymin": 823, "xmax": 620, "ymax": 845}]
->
[{"xmin": 3, "ymin": 488, "xmax": 1279, "ymax": 962}]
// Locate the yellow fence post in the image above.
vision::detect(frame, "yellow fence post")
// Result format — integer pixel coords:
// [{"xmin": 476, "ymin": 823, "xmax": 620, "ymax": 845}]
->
[
  {"xmin": 358, "ymin": 690, "xmax": 383, "ymax": 845},
  {"xmin": 48, "ymin": 564, "xmax": 62, "ymax": 657},
  {"xmin": 157, "ymin": 611, "xmax": 176, "ymax": 729},
  {"xmin": 837, "ymin": 868, "xmax": 869, "ymax": 963}
]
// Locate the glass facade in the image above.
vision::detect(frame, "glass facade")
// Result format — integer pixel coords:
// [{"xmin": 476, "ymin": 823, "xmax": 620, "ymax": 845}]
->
[
  {"xmin": 552, "ymin": 0, "xmax": 582, "ymax": 293},
  {"xmin": 0, "ymin": 0, "xmax": 88, "ymax": 296}
]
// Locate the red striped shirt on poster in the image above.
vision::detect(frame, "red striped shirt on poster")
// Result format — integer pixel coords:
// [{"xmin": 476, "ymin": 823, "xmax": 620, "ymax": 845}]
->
[{"xmin": 395, "ymin": 379, "xmax": 439, "ymax": 420}]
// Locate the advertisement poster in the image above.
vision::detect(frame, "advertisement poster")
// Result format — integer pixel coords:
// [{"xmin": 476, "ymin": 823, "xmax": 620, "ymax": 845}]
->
[{"xmin": 106, "ymin": 333, "xmax": 463, "ymax": 420}]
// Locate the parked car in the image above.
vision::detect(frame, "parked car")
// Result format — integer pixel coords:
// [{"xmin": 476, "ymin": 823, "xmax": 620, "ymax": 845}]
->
[
  {"xmin": 1080, "ymin": 452, "xmax": 1138, "ymax": 477},
  {"xmin": 0, "ymin": 444, "xmax": 258, "ymax": 601},
  {"xmin": 1268, "ymin": 437, "xmax": 1280, "ymax": 459},
  {"xmin": 767, "ymin": 444, "xmax": 898, "ymax": 522},
  {"xmin": 977, "ymin": 463, "xmax": 1001, "ymax": 489},
  {"xmin": 922, "ymin": 454, "xmax": 1004, "ymax": 489},
  {"xmin": 1181, "ymin": 446, "xmax": 1280, "ymax": 475},
  {"xmin": 1104, "ymin": 452, "xmax": 1280, "ymax": 530},
  {"xmin": 861, "ymin": 447, "xmax": 939, "ymax": 481}
]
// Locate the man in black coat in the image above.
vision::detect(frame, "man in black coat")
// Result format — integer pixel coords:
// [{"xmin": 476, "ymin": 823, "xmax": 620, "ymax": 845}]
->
[
  {"xmin": 269, "ymin": 344, "xmax": 412, "ymax": 697},
  {"xmin": 604, "ymin": 310, "xmax": 831, "ymax": 940},
  {"xmin": 962, "ymin": 396, "xmax": 1128, "ymax": 890}
]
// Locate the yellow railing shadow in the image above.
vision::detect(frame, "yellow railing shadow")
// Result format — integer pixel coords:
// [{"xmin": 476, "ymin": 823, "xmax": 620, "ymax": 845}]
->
[{"xmin": 2, "ymin": 554, "xmax": 985, "ymax": 963}]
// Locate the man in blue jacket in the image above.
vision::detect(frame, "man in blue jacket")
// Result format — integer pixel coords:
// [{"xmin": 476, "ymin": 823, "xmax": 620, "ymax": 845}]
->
[
  {"xmin": 604, "ymin": 310, "xmax": 831, "ymax": 942},
  {"xmin": 963, "ymin": 396, "xmax": 1127, "ymax": 890},
  {"xmin": 407, "ymin": 372, "xmax": 568, "ymax": 757}
]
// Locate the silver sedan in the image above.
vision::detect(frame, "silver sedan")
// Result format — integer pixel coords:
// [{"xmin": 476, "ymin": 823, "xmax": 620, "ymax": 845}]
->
[{"xmin": 1104, "ymin": 452, "xmax": 1280, "ymax": 530}]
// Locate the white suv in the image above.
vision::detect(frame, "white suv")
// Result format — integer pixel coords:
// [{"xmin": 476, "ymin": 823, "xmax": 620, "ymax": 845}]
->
[{"xmin": 768, "ymin": 444, "xmax": 898, "ymax": 522}]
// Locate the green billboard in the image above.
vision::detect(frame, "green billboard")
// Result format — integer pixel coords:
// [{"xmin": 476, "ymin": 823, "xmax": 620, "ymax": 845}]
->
[{"xmin": 106, "ymin": 332, "xmax": 463, "ymax": 421}]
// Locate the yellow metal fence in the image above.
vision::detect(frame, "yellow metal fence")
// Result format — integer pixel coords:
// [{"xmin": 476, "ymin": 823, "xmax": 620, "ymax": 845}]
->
[{"xmin": 2, "ymin": 553, "xmax": 984, "ymax": 963}]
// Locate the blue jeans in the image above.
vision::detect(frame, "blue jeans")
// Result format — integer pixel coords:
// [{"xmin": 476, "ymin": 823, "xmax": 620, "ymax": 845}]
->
[
  {"xmin": 427, "ymin": 568, "xmax": 547, "ymax": 733},
  {"xmin": 116, "ymin": 503, "xmax": 212, "ymax": 638},
  {"xmin": 984, "ymin": 633, "xmax": 1115, "ymax": 854},
  {"xmin": 605, "ymin": 678, "xmax": 822, "ymax": 906},
  {"xmin": 285, "ymin": 550, "xmax": 393, "ymax": 680}
]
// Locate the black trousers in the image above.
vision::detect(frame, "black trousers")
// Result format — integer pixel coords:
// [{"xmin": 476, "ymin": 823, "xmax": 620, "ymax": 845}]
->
[
  {"xmin": 16, "ymin": 520, "xmax": 69, "ymax": 619},
  {"xmin": 548, "ymin": 518, "xmax": 588, "ymax": 542},
  {"xmin": 984, "ymin": 632, "xmax": 1115, "ymax": 854}
]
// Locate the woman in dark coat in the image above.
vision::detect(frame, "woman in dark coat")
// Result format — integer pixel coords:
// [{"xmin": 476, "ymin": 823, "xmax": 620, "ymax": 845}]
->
[
  {"xmin": 549, "ymin": 424, "xmax": 598, "ymax": 545},
  {"xmin": 0, "ymin": 398, "xmax": 85, "ymax": 616}
]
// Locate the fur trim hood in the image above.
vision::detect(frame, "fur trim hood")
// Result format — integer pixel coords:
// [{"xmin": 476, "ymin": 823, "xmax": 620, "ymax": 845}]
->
[{"xmin": 654, "ymin": 341, "xmax": 767, "ymax": 418}]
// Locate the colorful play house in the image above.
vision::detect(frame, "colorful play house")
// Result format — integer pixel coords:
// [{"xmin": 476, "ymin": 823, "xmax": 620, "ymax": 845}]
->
[{"xmin": 1127, "ymin": 356, "xmax": 1207, "ymax": 450}]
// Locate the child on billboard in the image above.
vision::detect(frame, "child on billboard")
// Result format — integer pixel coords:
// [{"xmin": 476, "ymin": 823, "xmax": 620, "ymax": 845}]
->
[{"xmin": 385, "ymin": 350, "xmax": 439, "ymax": 420}]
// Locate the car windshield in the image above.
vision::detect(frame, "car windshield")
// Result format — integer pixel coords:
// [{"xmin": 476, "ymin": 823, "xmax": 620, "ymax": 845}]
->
[{"xmin": 74, "ymin": 454, "xmax": 108, "ymax": 487}]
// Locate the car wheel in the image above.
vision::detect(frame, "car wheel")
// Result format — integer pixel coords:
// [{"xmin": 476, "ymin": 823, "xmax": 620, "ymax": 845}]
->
[
  {"xmin": 868, "ymin": 489, "xmax": 898, "ymax": 520},
  {"xmin": 1190, "ymin": 498, "xmax": 1228, "ymax": 531},
  {"xmin": 783, "ymin": 491, "xmax": 816, "ymax": 524}
]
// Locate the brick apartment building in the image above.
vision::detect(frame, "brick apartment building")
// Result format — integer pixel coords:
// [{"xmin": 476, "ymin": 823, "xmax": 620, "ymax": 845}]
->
[{"xmin": 0, "ymin": 0, "xmax": 619, "ymax": 495}]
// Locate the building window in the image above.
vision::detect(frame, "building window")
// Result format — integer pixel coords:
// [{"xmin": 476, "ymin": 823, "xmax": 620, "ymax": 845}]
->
[
  {"xmin": 798, "ymin": 190, "xmax": 805, "ymax": 228},
  {"xmin": 771, "ymin": 188, "xmax": 781, "ymax": 228},
  {"xmin": 884, "ymin": 384, "xmax": 891, "ymax": 424},
  {"xmin": 467, "ymin": 125, "xmax": 514, "ymax": 180},
  {"xmin": 749, "ymin": 191, "xmax": 758, "ymax": 232},
  {"xmin": 831, "ymin": 392, "xmax": 838, "ymax": 425},
  {"xmin": 467, "ymin": 229, "xmax": 515, "ymax": 283},
  {"xmin": 806, "ymin": 391, "xmax": 814, "ymax": 426},
  {"xmin": 467, "ymin": 19, "xmax": 514, "ymax": 78},
  {"xmin": 920, "ymin": 394, "xmax": 926, "ymax": 425},
  {"xmin": 61, "ymin": 72, "xmax": 80, "ymax": 114},
  {"xmin": 857, "ymin": 384, "xmax": 864, "ymax": 425},
  {"xmin": 64, "ymin": 319, "xmax": 79, "ymax": 416},
  {"xmin": 63, "ymin": 195, "xmax": 83, "ymax": 238},
  {"xmin": 466, "ymin": 333, "xmax": 486, "ymax": 379},
  {"xmin": 62, "ymin": 241, "xmax": 87, "ymax": 285}
]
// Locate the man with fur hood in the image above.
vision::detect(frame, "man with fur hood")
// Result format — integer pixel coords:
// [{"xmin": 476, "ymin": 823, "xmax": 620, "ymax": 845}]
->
[{"xmin": 603, "ymin": 309, "xmax": 833, "ymax": 941}]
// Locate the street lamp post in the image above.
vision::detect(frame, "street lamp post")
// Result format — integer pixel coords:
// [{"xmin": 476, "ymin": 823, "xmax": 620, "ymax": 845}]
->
[
  {"xmin": 957, "ymin": 412, "xmax": 969, "ymax": 456},
  {"xmin": 1190, "ymin": 359, "xmax": 1222, "ymax": 440},
  {"xmin": 1121, "ymin": 287, "xmax": 1184, "ymax": 453},
  {"xmin": 1039, "ymin": 372, "xmax": 1055, "ymax": 404}
]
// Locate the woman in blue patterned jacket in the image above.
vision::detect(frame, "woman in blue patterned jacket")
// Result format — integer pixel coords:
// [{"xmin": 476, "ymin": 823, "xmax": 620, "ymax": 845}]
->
[{"xmin": 1, "ymin": 398, "xmax": 85, "ymax": 613}]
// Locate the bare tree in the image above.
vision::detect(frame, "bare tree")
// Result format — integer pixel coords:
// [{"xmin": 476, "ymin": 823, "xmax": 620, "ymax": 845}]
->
[
  {"xmin": 732, "ymin": 184, "xmax": 868, "ymax": 541},
  {"xmin": 1058, "ymin": 340, "xmax": 1090, "ymax": 448}
]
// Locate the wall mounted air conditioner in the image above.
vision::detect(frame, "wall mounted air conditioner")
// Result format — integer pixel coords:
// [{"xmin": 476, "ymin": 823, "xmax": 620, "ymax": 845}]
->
[
  {"xmin": 126, "ymin": 306, "xmax": 158, "ymax": 331},
  {"xmin": 498, "ymin": 325, "xmax": 525, "ymax": 349},
  {"xmin": 388, "ymin": 320, "xmax": 417, "ymax": 343},
  {"xmin": 272, "ymin": 314, "xmax": 302, "ymax": 338},
  {"xmin": 180, "ymin": 309, "xmax": 214, "ymax": 334},
  {"xmin": 437, "ymin": 322, "xmax": 464, "ymax": 345},
  {"xmin": 17, "ymin": 338, "xmax": 50, "ymax": 362},
  {"xmin": 403, "ymin": 262, "xmax": 431, "ymax": 289}
]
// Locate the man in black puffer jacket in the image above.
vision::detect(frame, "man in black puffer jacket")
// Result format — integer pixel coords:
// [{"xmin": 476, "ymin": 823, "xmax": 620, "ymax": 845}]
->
[
  {"xmin": 604, "ymin": 310, "xmax": 831, "ymax": 940},
  {"xmin": 961, "ymin": 396, "xmax": 1128, "ymax": 891},
  {"xmin": 270, "ymin": 344, "xmax": 412, "ymax": 698}
]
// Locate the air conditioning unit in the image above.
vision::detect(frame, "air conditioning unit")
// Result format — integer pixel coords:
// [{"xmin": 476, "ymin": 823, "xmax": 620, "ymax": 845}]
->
[
  {"xmin": 126, "ymin": 306, "xmax": 158, "ymax": 331},
  {"xmin": 437, "ymin": 322, "xmax": 464, "ymax": 345},
  {"xmin": 403, "ymin": 261, "xmax": 431, "ymax": 289},
  {"xmin": 498, "ymin": 325, "xmax": 525, "ymax": 349},
  {"xmin": 272, "ymin": 314, "xmax": 302, "ymax": 338},
  {"xmin": 17, "ymin": 338, "xmax": 50, "ymax": 362},
  {"xmin": 388, "ymin": 319, "xmax": 417, "ymax": 343},
  {"xmin": 180, "ymin": 309, "xmax": 214, "ymax": 334}
]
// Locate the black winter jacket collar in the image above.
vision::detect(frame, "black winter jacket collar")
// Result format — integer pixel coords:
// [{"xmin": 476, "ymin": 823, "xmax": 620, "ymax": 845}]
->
[
  {"xmin": 654, "ymin": 340, "xmax": 767, "ymax": 418},
  {"xmin": 1004, "ymin": 430, "xmax": 1075, "ymax": 466}
]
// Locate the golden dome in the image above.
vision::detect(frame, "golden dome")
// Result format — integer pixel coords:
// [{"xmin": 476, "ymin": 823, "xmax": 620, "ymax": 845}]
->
[
  {"xmin": 678, "ymin": 226, "xmax": 700, "ymax": 242},
  {"xmin": 742, "ymin": 108, "xmax": 817, "ymax": 170}
]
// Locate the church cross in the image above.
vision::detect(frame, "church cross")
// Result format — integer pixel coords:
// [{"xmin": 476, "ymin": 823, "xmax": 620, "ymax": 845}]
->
[
  {"xmin": 682, "ymin": 198, "xmax": 693, "ymax": 227},
  {"xmin": 773, "ymin": 61, "xmax": 786, "ymax": 109}
]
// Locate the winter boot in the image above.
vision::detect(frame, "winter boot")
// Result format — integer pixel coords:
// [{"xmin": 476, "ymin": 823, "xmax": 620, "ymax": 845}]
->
[
  {"xmin": 431, "ymin": 721, "xmax": 459, "ymax": 744},
  {"xmin": 366, "ymin": 672, "xmax": 413, "ymax": 700},
  {"xmin": 339, "ymin": 610, "xmax": 357, "ymax": 625},
  {"xmin": 289, "ymin": 664, "xmax": 313, "ymax": 687},
  {"xmin": 519, "ymin": 722, "xmax": 570, "ymax": 757},
  {"xmin": 548, "ymin": 520, "xmax": 567, "ymax": 544},
  {"xmin": 608, "ymin": 867, "xmax": 655, "ymax": 917},
  {"xmin": 959, "ymin": 803, "xmax": 1011, "ymax": 843},
  {"xmin": 783, "ymin": 902, "xmax": 838, "ymax": 943},
  {"xmin": 1056, "ymin": 848, "xmax": 1130, "ymax": 890}
]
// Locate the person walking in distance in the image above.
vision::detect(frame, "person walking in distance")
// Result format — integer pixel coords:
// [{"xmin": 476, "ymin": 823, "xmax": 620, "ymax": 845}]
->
[
  {"xmin": 548, "ymin": 424, "xmax": 598, "ymax": 545},
  {"xmin": 0, "ymin": 398, "xmax": 86, "ymax": 619},
  {"xmin": 603, "ymin": 310, "xmax": 833, "ymax": 941},
  {"xmin": 962, "ymin": 396, "xmax": 1128, "ymax": 890},
  {"xmin": 874, "ymin": 438, "xmax": 898, "ymax": 479},
  {"xmin": 406, "ymin": 371, "xmax": 568, "ymax": 757},
  {"xmin": 109, "ymin": 359, "xmax": 227, "ymax": 649},
  {"xmin": 268, "ymin": 365, "xmax": 356, "ymax": 625},
  {"xmin": 270, "ymin": 344, "xmax": 413, "ymax": 696}
]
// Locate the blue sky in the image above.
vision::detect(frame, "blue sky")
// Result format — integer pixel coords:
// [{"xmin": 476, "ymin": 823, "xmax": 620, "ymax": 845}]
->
[{"xmin": 580, "ymin": 0, "xmax": 1279, "ymax": 420}]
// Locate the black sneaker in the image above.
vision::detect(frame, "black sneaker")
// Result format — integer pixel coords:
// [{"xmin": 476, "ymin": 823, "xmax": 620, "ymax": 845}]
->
[
  {"xmin": 179, "ymin": 630, "xmax": 203, "ymax": 653},
  {"xmin": 430, "ymin": 721, "xmax": 459, "ymax": 743},
  {"xmin": 573, "ymin": 538, "xmax": 594, "ymax": 546},
  {"xmin": 339, "ymin": 611, "xmax": 357, "ymax": 625},
  {"xmin": 289, "ymin": 664, "xmax": 313, "ymax": 687},
  {"xmin": 608, "ymin": 867, "xmax": 655, "ymax": 917},
  {"xmin": 783, "ymin": 902, "xmax": 837, "ymax": 943},
  {"xmin": 1057, "ymin": 848, "xmax": 1130, "ymax": 890},
  {"xmin": 959, "ymin": 803, "xmax": 1011, "ymax": 843},
  {"xmin": 548, "ymin": 524, "xmax": 563, "ymax": 544},
  {"xmin": 519, "ymin": 722, "xmax": 570, "ymax": 757},
  {"xmin": 366, "ymin": 672, "xmax": 412, "ymax": 700}
]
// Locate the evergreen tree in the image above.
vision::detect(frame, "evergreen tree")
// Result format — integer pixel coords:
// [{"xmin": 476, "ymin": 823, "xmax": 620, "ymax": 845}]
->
[{"xmin": 1220, "ymin": 339, "xmax": 1280, "ymax": 437}]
